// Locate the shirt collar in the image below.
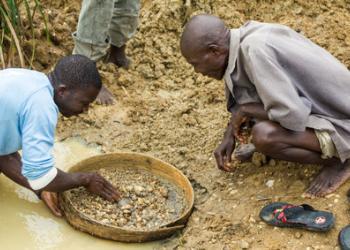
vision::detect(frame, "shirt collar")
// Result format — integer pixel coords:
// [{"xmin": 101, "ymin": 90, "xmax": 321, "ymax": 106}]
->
[{"xmin": 223, "ymin": 28, "xmax": 240, "ymax": 94}]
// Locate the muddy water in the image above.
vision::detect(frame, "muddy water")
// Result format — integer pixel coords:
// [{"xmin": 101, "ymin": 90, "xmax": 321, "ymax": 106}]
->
[{"xmin": 0, "ymin": 137, "xmax": 160, "ymax": 250}]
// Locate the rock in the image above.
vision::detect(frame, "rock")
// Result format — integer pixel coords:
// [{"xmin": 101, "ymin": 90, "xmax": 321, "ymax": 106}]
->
[
  {"xmin": 134, "ymin": 185, "xmax": 145, "ymax": 196},
  {"xmin": 249, "ymin": 216, "xmax": 256, "ymax": 223},
  {"xmin": 122, "ymin": 209, "xmax": 131, "ymax": 214},
  {"xmin": 229, "ymin": 189, "xmax": 238, "ymax": 195},
  {"xmin": 121, "ymin": 204, "xmax": 132, "ymax": 210},
  {"xmin": 252, "ymin": 153, "xmax": 266, "ymax": 167},
  {"xmin": 240, "ymin": 240, "xmax": 250, "ymax": 249},
  {"xmin": 268, "ymin": 159, "xmax": 276, "ymax": 166},
  {"xmin": 159, "ymin": 187, "xmax": 168, "ymax": 198},
  {"xmin": 266, "ymin": 180, "xmax": 275, "ymax": 188},
  {"xmin": 118, "ymin": 198, "xmax": 131, "ymax": 207},
  {"xmin": 294, "ymin": 232, "xmax": 302, "ymax": 239}
]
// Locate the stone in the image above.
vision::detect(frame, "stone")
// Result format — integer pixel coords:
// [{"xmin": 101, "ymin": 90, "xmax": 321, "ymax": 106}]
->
[{"xmin": 240, "ymin": 240, "xmax": 249, "ymax": 249}]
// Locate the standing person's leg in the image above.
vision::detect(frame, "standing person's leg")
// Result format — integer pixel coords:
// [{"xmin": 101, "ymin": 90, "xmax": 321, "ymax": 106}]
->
[
  {"xmin": 251, "ymin": 121, "xmax": 350, "ymax": 197},
  {"xmin": 73, "ymin": 0, "xmax": 114, "ymax": 61},
  {"xmin": 73, "ymin": 0, "xmax": 115, "ymax": 105},
  {"xmin": 108, "ymin": 0, "xmax": 141, "ymax": 69}
]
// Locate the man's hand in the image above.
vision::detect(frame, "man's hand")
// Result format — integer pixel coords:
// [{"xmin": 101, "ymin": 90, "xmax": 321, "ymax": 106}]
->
[
  {"xmin": 41, "ymin": 191, "xmax": 62, "ymax": 217},
  {"xmin": 40, "ymin": 173, "xmax": 120, "ymax": 217},
  {"xmin": 214, "ymin": 124, "xmax": 236, "ymax": 172},
  {"xmin": 231, "ymin": 107, "xmax": 248, "ymax": 143},
  {"xmin": 84, "ymin": 173, "xmax": 120, "ymax": 202}
]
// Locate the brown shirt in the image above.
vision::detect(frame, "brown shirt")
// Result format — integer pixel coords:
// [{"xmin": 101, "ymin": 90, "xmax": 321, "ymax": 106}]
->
[{"xmin": 224, "ymin": 21, "xmax": 350, "ymax": 162}]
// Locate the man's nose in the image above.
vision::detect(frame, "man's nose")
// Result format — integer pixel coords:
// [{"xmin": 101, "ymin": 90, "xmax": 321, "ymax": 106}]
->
[
  {"xmin": 83, "ymin": 106, "xmax": 89, "ymax": 113},
  {"xmin": 194, "ymin": 66, "xmax": 201, "ymax": 74}
]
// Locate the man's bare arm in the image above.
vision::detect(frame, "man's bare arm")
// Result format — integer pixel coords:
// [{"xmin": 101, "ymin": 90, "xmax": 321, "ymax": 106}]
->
[
  {"xmin": 0, "ymin": 153, "xmax": 119, "ymax": 201},
  {"xmin": 239, "ymin": 103, "xmax": 268, "ymax": 120}
]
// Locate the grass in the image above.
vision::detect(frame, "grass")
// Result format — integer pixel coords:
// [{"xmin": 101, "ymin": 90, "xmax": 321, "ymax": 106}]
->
[{"xmin": 0, "ymin": 0, "xmax": 50, "ymax": 68}]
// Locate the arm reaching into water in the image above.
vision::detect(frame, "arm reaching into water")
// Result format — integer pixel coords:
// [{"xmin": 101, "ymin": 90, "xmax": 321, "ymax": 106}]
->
[{"xmin": 0, "ymin": 152, "xmax": 120, "ymax": 216}]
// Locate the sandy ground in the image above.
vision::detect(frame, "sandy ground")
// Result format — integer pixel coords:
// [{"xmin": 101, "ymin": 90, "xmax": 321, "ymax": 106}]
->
[{"xmin": 24, "ymin": 0, "xmax": 350, "ymax": 249}]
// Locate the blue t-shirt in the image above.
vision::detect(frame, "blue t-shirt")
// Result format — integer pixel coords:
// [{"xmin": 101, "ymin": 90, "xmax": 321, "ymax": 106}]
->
[{"xmin": 0, "ymin": 68, "xmax": 58, "ymax": 185}]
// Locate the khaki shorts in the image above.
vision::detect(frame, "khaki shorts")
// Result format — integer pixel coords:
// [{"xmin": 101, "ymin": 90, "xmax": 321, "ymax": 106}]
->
[{"xmin": 315, "ymin": 130, "xmax": 339, "ymax": 159}]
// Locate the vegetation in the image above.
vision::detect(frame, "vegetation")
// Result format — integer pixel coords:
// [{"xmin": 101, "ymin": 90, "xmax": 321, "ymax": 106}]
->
[{"xmin": 0, "ymin": 0, "xmax": 49, "ymax": 68}]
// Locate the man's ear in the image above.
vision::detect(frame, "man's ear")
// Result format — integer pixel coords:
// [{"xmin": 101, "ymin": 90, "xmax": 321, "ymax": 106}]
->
[
  {"xmin": 208, "ymin": 44, "xmax": 221, "ymax": 55},
  {"xmin": 56, "ymin": 84, "xmax": 67, "ymax": 97}
]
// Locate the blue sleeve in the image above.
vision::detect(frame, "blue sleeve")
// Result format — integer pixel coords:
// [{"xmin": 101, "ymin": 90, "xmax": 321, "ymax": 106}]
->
[{"xmin": 20, "ymin": 88, "xmax": 58, "ymax": 181}]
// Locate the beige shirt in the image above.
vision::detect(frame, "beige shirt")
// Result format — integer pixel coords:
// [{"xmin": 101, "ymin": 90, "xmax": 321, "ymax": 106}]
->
[{"xmin": 223, "ymin": 21, "xmax": 350, "ymax": 162}]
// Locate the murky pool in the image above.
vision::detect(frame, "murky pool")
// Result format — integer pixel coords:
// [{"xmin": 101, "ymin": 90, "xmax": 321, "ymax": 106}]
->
[{"xmin": 0, "ymin": 137, "xmax": 160, "ymax": 250}]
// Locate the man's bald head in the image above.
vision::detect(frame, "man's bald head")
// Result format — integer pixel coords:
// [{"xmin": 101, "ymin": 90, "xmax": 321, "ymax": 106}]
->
[
  {"xmin": 180, "ymin": 14, "xmax": 230, "ymax": 80},
  {"xmin": 181, "ymin": 14, "xmax": 229, "ymax": 53}
]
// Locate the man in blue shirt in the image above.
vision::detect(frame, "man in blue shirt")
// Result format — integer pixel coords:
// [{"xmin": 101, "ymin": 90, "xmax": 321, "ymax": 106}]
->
[{"xmin": 0, "ymin": 55, "xmax": 119, "ymax": 216}]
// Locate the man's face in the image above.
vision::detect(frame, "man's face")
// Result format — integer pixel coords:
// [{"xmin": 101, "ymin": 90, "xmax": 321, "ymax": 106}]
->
[
  {"xmin": 54, "ymin": 85, "xmax": 99, "ymax": 117},
  {"xmin": 182, "ymin": 45, "xmax": 228, "ymax": 80}
]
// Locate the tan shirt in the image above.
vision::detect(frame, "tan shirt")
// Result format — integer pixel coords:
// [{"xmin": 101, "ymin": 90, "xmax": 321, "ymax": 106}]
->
[{"xmin": 223, "ymin": 21, "xmax": 350, "ymax": 162}]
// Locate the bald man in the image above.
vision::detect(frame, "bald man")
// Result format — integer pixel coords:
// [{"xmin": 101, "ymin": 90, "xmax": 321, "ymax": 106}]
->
[{"xmin": 180, "ymin": 14, "xmax": 350, "ymax": 198}]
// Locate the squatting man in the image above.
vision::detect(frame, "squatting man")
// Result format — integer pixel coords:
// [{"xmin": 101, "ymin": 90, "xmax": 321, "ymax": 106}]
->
[{"xmin": 180, "ymin": 14, "xmax": 350, "ymax": 198}]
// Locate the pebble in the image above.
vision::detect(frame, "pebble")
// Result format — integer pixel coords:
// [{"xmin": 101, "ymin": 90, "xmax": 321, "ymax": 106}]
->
[
  {"xmin": 229, "ymin": 189, "xmax": 238, "ymax": 195},
  {"xmin": 266, "ymin": 180, "xmax": 275, "ymax": 188},
  {"xmin": 240, "ymin": 240, "xmax": 249, "ymax": 249},
  {"xmin": 134, "ymin": 185, "xmax": 145, "ymax": 195},
  {"xmin": 159, "ymin": 187, "xmax": 168, "ymax": 198},
  {"xmin": 249, "ymin": 216, "xmax": 256, "ymax": 223},
  {"xmin": 294, "ymin": 232, "xmax": 302, "ymax": 239},
  {"xmin": 268, "ymin": 159, "xmax": 276, "ymax": 166},
  {"xmin": 121, "ymin": 204, "xmax": 132, "ymax": 210}
]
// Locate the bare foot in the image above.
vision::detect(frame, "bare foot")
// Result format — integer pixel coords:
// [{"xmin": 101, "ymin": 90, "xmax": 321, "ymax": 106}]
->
[
  {"xmin": 234, "ymin": 143, "xmax": 256, "ymax": 162},
  {"xmin": 108, "ymin": 44, "xmax": 130, "ymax": 69},
  {"xmin": 96, "ymin": 85, "xmax": 115, "ymax": 105},
  {"xmin": 304, "ymin": 161, "xmax": 350, "ymax": 198}
]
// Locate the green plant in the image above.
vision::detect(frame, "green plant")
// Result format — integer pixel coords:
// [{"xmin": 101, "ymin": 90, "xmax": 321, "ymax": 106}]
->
[{"xmin": 0, "ymin": 0, "xmax": 49, "ymax": 68}]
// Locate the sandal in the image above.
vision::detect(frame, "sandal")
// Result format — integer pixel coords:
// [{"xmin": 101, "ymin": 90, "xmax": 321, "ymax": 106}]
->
[
  {"xmin": 259, "ymin": 202, "xmax": 334, "ymax": 232},
  {"xmin": 339, "ymin": 225, "xmax": 350, "ymax": 250}
]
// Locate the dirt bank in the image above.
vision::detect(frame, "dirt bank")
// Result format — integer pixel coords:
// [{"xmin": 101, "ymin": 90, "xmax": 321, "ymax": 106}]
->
[{"xmin": 30, "ymin": 0, "xmax": 350, "ymax": 249}]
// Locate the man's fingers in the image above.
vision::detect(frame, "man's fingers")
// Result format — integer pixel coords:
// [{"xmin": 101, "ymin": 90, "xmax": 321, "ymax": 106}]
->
[
  {"xmin": 102, "ymin": 178, "xmax": 117, "ymax": 191},
  {"xmin": 47, "ymin": 202, "xmax": 63, "ymax": 217},
  {"xmin": 103, "ymin": 183, "xmax": 120, "ymax": 200},
  {"xmin": 221, "ymin": 156, "xmax": 233, "ymax": 172},
  {"xmin": 99, "ymin": 177, "xmax": 121, "ymax": 199},
  {"xmin": 101, "ymin": 190, "xmax": 115, "ymax": 202},
  {"xmin": 41, "ymin": 192, "xmax": 62, "ymax": 217},
  {"xmin": 214, "ymin": 152, "xmax": 224, "ymax": 170},
  {"xmin": 226, "ymin": 145, "xmax": 234, "ymax": 163}
]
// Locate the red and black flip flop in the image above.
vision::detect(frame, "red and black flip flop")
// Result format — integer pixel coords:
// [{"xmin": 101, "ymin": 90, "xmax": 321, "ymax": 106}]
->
[{"xmin": 259, "ymin": 202, "xmax": 334, "ymax": 232}]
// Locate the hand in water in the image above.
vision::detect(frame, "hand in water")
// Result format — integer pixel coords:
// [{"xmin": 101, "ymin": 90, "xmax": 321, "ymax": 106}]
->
[{"xmin": 41, "ymin": 191, "xmax": 62, "ymax": 217}]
